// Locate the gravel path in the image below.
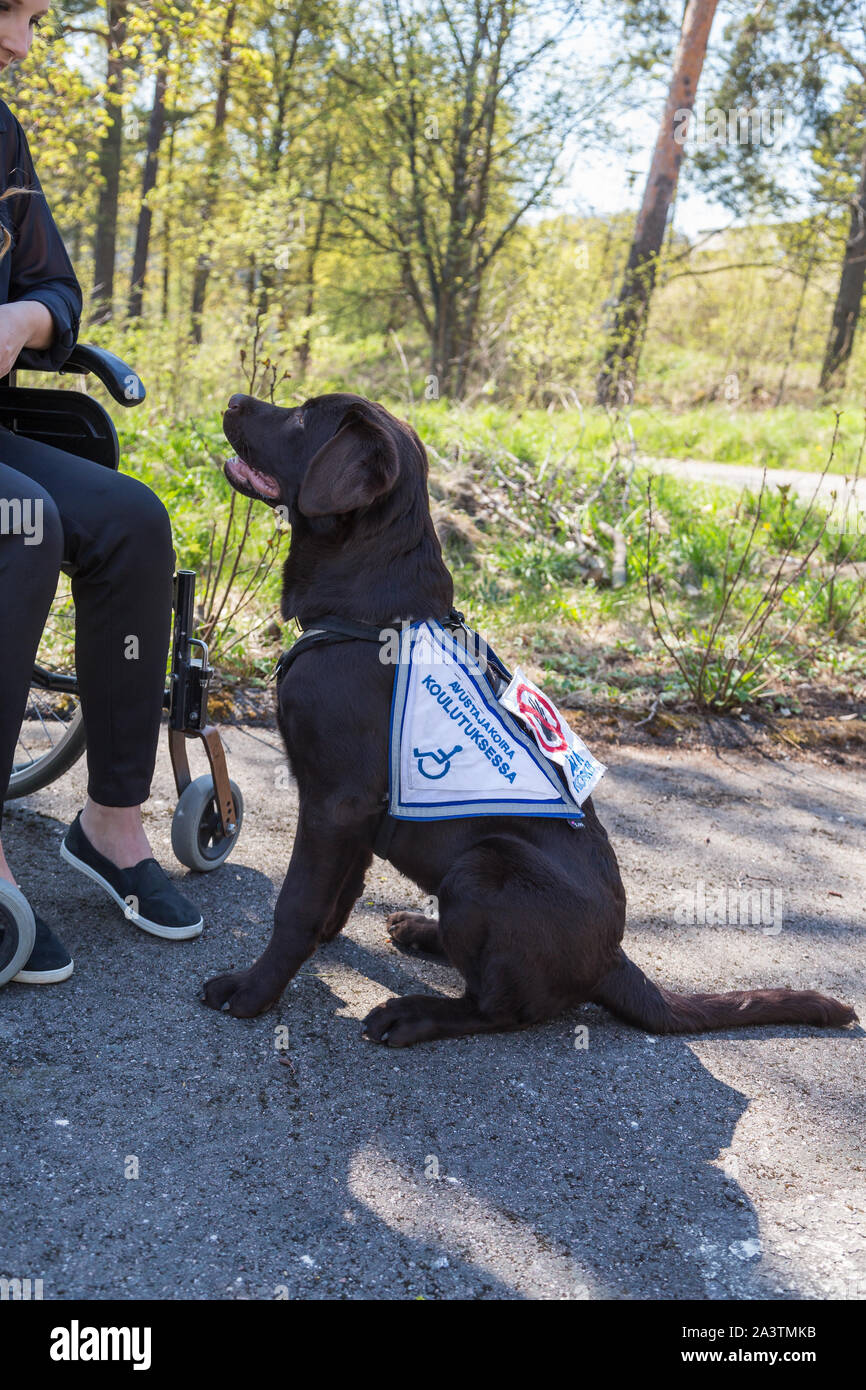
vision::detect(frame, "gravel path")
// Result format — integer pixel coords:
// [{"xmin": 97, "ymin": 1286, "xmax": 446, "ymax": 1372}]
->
[
  {"xmin": 1, "ymin": 723, "xmax": 863, "ymax": 1300},
  {"xmin": 640, "ymin": 452, "xmax": 866, "ymax": 509}
]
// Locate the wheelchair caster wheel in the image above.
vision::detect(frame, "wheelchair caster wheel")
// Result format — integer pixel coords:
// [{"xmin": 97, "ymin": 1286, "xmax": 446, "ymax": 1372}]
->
[
  {"xmin": 171, "ymin": 774, "xmax": 244, "ymax": 872},
  {"xmin": 0, "ymin": 881, "xmax": 37, "ymax": 986}
]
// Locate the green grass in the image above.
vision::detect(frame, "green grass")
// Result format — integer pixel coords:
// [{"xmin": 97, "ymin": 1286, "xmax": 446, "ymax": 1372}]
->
[
  {"xmin": 626, "ymin": 403, "xmax": 866, "ymax": 475},
  {"xmin": 405, "ymin": 399, "xmax": 864, "ymax": 477},
  {"xmin": 95, "ymin": 395, "xmax": 865, "ymax": 706}
]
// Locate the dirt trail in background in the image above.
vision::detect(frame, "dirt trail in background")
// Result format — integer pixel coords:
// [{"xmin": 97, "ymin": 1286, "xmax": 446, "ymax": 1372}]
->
[{"xmin": 639, "ymin": 452, "xmax": 866, "ymax": 507}]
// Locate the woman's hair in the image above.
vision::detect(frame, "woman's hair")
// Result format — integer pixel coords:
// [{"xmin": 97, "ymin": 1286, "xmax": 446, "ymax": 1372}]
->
[{"xmin": 0, "ymin": 186, "xmax": 35, "ymax": 264}]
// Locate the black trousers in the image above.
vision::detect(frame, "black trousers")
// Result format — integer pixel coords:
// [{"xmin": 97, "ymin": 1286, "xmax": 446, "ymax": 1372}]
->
[{"xmin": 0, "ymin": 426, "xmax": 174, "ymax": 831}]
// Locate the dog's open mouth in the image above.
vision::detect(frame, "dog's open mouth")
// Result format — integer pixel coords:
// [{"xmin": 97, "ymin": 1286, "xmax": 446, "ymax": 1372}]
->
[{"xmin": 224, "ymin": 454, "xmax": 282, "ymax": 502}]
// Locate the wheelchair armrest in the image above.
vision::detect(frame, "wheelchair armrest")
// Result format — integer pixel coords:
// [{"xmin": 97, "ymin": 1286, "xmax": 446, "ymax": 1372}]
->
[
  {"xmin": 58, "ymin": 344, "xmax": 147, "ymax": 407},
  {"xmin": 11, "ymin": 344, "xmax": 146, "ymax": 407}
]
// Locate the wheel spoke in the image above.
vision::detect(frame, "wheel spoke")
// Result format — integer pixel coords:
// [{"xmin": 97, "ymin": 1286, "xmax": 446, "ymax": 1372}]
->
[{"xmin": 8, "ymin": 573, "xmax": 82, "ymax": 792}]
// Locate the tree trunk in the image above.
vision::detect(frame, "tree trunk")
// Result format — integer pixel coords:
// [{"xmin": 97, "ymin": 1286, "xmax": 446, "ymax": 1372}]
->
[
  {"xmin": 596, "ymin": 0, "xmax": 720, "ymax": 405},
  {"xmin": 161, "ymin": 109, "xmax": 177, "ymax": 322},
  {"xmin": 297, "ymin": 151, "xmax": 335, "ymax": 375},
  {"xmin": 190, "ymin": 2, "xmax": 238, "ymax": 344},
  {"xmin": 91, "ymin": 1, "xmax": 129, "ymax": 324},
  {"xmin": 128, "ymin": 50, "xmax": 169, "ymax": 320},
  {"xmin": 453, "ymin": 273, "xmax": 483, "ymax": 398},
  {"xmin": 820, "ymin": 138, "xmax": 866, "ymax": 391},
  {"xmin": 432, "ymin": 294, "xmax": 455, "ymax": 397},
  {"xmin": 775, "ymin": 224, "xmax": 819, "ymax": 406}
]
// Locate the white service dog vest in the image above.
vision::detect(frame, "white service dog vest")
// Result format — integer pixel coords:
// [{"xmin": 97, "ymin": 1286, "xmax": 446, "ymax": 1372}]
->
[{"xmin": 386, "ymin": 620, "xmax": 605, "ymax": 823}]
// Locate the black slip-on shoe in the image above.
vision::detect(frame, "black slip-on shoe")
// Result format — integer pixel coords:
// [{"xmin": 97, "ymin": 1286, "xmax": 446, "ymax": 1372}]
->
[
  {"xmin": 61, "ymin": 812, "xmax": 203, "ymax": 941},
  {"xmin": 14, "ymin": 915, "xmax": 74, "ymax": 985}
]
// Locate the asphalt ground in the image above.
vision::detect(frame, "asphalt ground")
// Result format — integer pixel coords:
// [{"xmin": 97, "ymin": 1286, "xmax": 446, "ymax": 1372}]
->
[{"xmin": 1, "ymin": 720, "xmax": 863, "ymax": 1300}]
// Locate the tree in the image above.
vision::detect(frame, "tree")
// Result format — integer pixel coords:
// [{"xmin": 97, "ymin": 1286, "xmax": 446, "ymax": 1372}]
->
[
  {"xmin": 597, "ymin": 0, "xmax": 720, "ymax": 405},
  {"xmin": 232, "ymin": 0, "xmax": 335, "ymax": 333},
  {"xmin": 91, "ymin": 1, "xmax": 130, "ymax": 323},
  {"xmin": 189, "ymin": 2, "xmax": 238, "ymax": 344},
  {"xmin": 687, "ymin": 0, "xmax": 866, "ymax": 391},
  {"xmin": 296, "ymin": 139, "xmax": 337, "ymax": 372},
  {"xmin": 128, "ymin": 37, "xmax": 169, "ymax": 319},
  {"xmin": 816, "ymin": 94, "xmax": 866, "ymax": 390},
  {"xmin": 327, "ymin": 0, "xmax": 594, "ymax": 398}
]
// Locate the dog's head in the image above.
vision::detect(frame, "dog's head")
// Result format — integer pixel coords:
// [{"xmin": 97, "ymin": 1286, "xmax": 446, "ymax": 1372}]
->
[
  {"xmin": 223, "ymin": 390, "xmax": 452, "ymax": 624},
  {"xmin": 223, "ymin": 392, "xmax": 416, "ymax": 519}
]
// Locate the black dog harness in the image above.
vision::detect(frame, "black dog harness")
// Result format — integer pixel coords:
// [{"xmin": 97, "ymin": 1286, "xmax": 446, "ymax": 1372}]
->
[{"xmin": 274, "ymin": 608, "xmax": 511, "ymax": 684}]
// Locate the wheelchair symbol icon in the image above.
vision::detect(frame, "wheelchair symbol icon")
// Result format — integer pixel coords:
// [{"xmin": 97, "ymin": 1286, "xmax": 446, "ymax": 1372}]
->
[{"xmin": 413, "ymin": 745, "xmax": 463, "ymax": 779}]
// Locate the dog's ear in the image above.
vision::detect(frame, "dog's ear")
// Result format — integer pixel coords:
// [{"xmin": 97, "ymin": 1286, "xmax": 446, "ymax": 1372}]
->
[{"xmin": 298, "ymin": 405, "xmax": 400, "ymax": 517}]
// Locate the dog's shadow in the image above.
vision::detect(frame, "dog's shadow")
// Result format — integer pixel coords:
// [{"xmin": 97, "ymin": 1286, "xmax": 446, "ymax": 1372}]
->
[
  {"xmin": 267, "ymin": 919, "xmax": 855, "ymax": 1300},
  {"xmin": 5, "ymin": 806, "xmax": 857, "ymax": 1300}
]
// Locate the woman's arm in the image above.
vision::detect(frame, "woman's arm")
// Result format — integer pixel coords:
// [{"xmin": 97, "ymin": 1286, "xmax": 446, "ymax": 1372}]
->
[
  {"xmin": 12, "ymin": 299, "xmax": 54, "ymax": 350},
  {"xmin": 3, "ymin": 106, "xmax": 83, "ymax": 371},
  {"xmin": 0, "ymin": 299, "xmax": 54, "ymax": 377}
]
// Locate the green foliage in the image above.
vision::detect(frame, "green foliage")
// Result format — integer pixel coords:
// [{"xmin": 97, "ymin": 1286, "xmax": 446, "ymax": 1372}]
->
[
  {"xmin": 90, "ymin": 392, "xmax": 865, "ymax": 710},
  {"xmin": 643, "ymin": 433, "xmax": 866, "ymax": 710},
  {"xmin": 14, "ymin": 0, "xmax": 866, "ymax": 406},
  {"xmin": 8, "ymin": 1, "xmax": 866, "ymax": 712}
]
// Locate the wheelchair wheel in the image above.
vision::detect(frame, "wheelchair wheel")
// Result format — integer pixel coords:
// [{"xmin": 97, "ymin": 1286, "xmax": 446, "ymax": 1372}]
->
[
  {"xmin": 171, "ymin": 775, "xmax": 244, "ymax": 873},
  {"xmin": 0, "ymin": 881, "xmax": 37, "ymax": 986},
  {"xmin": 6, "ymin": 574, "xmax": 86, "ymax": 801},
  {"xmin": 9, "ymin": 706, "xmax": 85, "ymax": 800}
]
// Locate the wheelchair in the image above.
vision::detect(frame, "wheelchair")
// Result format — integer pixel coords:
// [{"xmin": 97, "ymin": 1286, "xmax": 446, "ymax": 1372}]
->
[{"xmin": 0, "ymin": 344, "xmax": 243, "ymax": 986}]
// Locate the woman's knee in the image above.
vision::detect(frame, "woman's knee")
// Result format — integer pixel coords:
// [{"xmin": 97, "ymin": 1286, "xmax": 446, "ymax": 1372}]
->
[
  {"xmin": 112, "ymin": 475, "xmax": 174, "ymax": 568},
  {"xmin": 36, "ymin": 492, "xmax": 64, "ymax": 575},
  {"xmin": 0, "ymin": 479, "xmax": 63, "ymax": 580}
]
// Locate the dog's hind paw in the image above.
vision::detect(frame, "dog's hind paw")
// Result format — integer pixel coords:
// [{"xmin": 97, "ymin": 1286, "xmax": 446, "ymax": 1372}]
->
[
  {"xmin": 361, "ymin": 992, "xmax": 505, "ymax": 1045},
  {"xmin": 386, "ymin": 911, "xmax": 444, "ymax": 955},
  {"xmin": 200, "ymin": 967, "xmax": 279, "ymax": 1018},
  {"xmin": 361, "ymin": 994, "xmax": 460, "ymax": 1047},
  {"xmin": 362, "ymin": 997, "xmax": 424, "ymax": 1046}
]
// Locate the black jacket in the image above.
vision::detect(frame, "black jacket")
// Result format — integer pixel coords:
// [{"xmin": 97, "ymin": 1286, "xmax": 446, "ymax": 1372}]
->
[{"xmin": 0, "ymin": 98, "xmax": 82, "ymax": 371}]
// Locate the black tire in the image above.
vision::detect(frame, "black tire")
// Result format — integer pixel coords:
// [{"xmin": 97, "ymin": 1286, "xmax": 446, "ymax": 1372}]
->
[
  {"xmin": 7, "ymin": 704, "xmax": 86, "ymax": 800},
  {"xmin": 171, "ymin": 775, "xmax": 244, "ymax": 872},
  {"xmin": 0, "ymin": 881, "xmax": 36, "ymax": 986}
]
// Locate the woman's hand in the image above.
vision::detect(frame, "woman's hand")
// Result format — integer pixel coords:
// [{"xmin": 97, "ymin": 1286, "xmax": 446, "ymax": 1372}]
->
[{"xmin": 0, "ymin": 301, "xmax": 55, "ymax": 376}]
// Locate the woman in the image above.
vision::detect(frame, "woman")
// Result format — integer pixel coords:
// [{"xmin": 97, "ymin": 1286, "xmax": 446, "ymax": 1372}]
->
[{"xmin": 1, "ymin": 0, "xmax": 201, "ymax": 985}]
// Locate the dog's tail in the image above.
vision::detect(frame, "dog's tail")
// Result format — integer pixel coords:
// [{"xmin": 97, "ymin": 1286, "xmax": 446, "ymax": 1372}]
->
[{"xmin": 591, "ymin": 950, "xmax": 857, "ymax": 1034}]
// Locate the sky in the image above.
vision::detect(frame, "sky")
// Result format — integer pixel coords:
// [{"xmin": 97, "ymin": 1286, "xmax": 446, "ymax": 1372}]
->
[
  {"xmin": 558, "ymin": 114, "xmax": 737, "ymax": 240},
  {"xmin": 546, "ymin": 1, "xmax": 805, "ymax": 240}
]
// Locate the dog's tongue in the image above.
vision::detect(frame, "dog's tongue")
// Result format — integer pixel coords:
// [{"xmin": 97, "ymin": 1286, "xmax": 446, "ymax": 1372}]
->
[{"xmin": 226, "ymin": 455, "xmax": 281, "ymax": 499}]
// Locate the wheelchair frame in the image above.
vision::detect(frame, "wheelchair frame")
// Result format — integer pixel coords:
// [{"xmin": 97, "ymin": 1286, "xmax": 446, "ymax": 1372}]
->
[{"xmin": 0, "ymin": 344, "xmax": 241, "ymax": 861}]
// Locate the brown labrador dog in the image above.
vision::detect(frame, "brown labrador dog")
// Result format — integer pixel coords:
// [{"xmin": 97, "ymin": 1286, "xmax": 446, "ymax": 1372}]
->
[{"xmin": 201, "ymin": 391, "xmax": 856, "ymax": 1046}]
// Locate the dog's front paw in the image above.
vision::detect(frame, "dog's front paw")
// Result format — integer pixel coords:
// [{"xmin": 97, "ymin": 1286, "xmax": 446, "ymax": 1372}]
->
[{"xmin": 200, "ymin": 967, "xmax": 279, "ymax": 1018}]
